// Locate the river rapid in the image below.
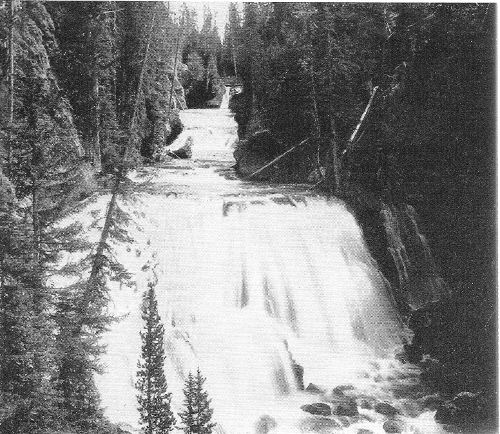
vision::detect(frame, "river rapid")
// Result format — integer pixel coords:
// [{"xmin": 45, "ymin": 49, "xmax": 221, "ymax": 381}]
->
[{"xmin": 81, "ymin": 89, "xmax": 446, "ymax": 434}]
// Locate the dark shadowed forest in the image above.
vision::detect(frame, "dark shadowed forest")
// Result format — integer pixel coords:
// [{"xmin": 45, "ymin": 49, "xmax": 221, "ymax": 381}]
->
[{"xmin": 0, "ymin": 2, "xmax": 496, "ymax": 434}]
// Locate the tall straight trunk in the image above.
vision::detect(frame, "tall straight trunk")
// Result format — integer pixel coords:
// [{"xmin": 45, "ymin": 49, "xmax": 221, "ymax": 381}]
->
[
  {"xmin": 6, "ymin": 0, "xmax": 15, "ymax": 176},
  {"xmin": 167, "ymin": 11, "xmax": 182, "ymax": 119},
  {"xmin": 327, "ymin": 116, "xmax": 342, "ymax": 194},
  {"xmin": 231, "ymin": 37, "xmax": 238, "ymax": 77},
  {"xmin": 309, "ymin": 63, "xmax": 321, "ymax": 168},
  {"xmin": 91, "ymin": 75, "xmax": 102, "ymax": 172},
  {"xmin": 326, "ymin": 31, "xmax": 342, "ymax": 194}
]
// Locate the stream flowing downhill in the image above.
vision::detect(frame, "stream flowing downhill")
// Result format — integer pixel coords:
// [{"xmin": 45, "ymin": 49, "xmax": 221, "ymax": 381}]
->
[{"xmin": 82, "ymin": 88, "xmax": 446, "ymax": 434}]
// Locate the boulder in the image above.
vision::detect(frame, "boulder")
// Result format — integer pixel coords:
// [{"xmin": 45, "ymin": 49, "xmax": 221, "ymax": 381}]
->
[
  {"xmin": 383, "ymin": 419, "xmax": 405, "ymax": 433},
  {"xmin": 332, "ymin": 399, "xmax": 359, "ymax": 417},
  {"xmin": 357, "ymin": 429, "xmax": 375, "ymax": 434},
  {"xmin": 299, "ymin": 416, "xmax": 340, "ymax": 432},
  {"xmin": 359, "ymin": 399, "xmax": 374, "ymax": 410},
  {"xmin": 300, "ymin": 403, "xmax": 331, "ymax": 416},
  {"xmin": 434, "ymin": 391, "xmax": 484, "ymax": 425},
  {"xmin": 168, "ymin": 137, "xmax": 193, "ymax": 159},
  {"xmin": 305, "ymin": 383, "xmax": 324, "ymax": 394},
  {"xmin": 332, "ymin": 384, "xmax": 355, "ymax": 396},
  {"xmin": 374, "ymin": 402, "xmax": 399, "ymax": 417}
]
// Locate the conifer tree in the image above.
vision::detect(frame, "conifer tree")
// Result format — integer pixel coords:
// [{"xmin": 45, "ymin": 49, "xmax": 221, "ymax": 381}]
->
[
  {"xmin": 178, "ymin": 368, "xmax": 215, "ymax": 434},
  {"xmin": 136, "ymin": 281, "xmax": 175, "ymax": 434}
]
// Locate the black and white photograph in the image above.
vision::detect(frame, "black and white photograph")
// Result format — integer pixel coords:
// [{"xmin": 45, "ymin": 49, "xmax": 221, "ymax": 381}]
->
[{"xmin": 0, "ymin": 1, "xmax": 496, "ymax": 433}]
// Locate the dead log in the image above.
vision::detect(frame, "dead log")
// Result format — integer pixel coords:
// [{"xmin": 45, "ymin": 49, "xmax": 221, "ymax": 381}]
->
[
  {"xmin": 246, "ymin": 137, "xmax": 310, "ymax": 180},
  {"xmin": 343, "ymin": 86, "xmax": 379, "ymax": 158}
]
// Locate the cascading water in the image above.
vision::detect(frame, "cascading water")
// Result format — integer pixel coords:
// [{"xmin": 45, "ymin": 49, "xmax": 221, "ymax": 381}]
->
[
  {"xmin": 86, "ymin": 96, "xmax": 445, "ymax": 433},
  {"xmin": 220, "ymin": 86, "xmax": 231, "ymax": 109}
]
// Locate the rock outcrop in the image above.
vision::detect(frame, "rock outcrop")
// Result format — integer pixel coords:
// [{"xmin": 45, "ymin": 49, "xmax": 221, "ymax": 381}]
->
[{"xmin": 300, "ymin": 403, "xmax": 332, "ymax": 416}]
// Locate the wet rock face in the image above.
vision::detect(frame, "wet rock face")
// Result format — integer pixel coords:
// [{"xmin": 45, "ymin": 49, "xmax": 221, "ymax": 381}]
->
[
  {"xmin": 332, "ymin": 399, "xmax": 359, "ymax": 417},
  {"xmin": 434, "ymin": 391, "xmax": 485, "ymax": 425},
  {"xmin": 305, "ymin": 383, "xmax": 324, "ymax": 394},
  {"xmin": 383, "ymin": 419, "xmax": 405, "ymax": 433},
  {"xmin": 329, "ymin": 388, "xmax": 359, "ymax": 417},
  {"xmin": 374, "ymin": 402, "xmax": 399, "ymax": 417},
  {"xmin": 357, "ymin": 429, "xmax": 375, "ymax": 434},
  {"xmin": 300, "ymin": 403, "xmax": 332, "ymax": 416},
  {"xmin": 299, "ymin": 416, "xmax": 340, "ymax": 432}
]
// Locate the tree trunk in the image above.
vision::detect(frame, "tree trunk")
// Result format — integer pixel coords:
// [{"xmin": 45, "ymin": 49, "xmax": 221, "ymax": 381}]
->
[
  {"xmin": 6, "ymin": 0, "xmax": 15, "ymax": 176},
  {"xmin": 231, "ymin": 36, "xmax": 238, "ymax": 77},
  {"xmin": 309, "ymin": 63, "xmax": 321, "ymax": 169},
  {"xmin": 167, "ymin": 10, "xmax": 182, "ymax": 120},
  {"xmin": 125, "ymin": 7, "xmax": 158, "ymax": 163},
  {"xmin": 246, "ymin": 137, "xmax": 310, "ymax": 180},
  {"xmin": 325, "ymin": 115, "xmax": 342, "ymax": 195},
  {"xmin": 91, "ymin": 75, "xmax": 102, "ymax": 172},
  {"xmin": 343, "ymin": 86, "xmax": 379, "ymax": 157},
  {"xmin": 326, "ymin": 30, "xmax": 342, "ymax": 195}
]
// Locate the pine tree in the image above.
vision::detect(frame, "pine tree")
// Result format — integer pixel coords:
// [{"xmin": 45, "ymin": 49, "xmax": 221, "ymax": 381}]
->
[
  {"xmin": 136, "ymin": 281, "xmax": 175, "ymax": 434},
  {"xmin": 178, "ymin": 368, "xmax": 215, "ymax": 434}
]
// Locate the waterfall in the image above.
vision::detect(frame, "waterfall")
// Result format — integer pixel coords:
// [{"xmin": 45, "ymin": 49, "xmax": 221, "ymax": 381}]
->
[
  {"xmin": 88, "ymin": 104, "xmax": 442, "ymax": 433},
  {"xmin": 220, "ymin": 85, "xmax": 231, "ymax": 109}
]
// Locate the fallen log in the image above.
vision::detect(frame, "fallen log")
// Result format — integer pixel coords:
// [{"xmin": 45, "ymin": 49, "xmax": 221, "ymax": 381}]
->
[
  {"xmin": 343, "ymin": 86, "xmax": 379, "ymax": 158},
  {"xmin": 246, "ymin": 137, "xmax": 310, "ymax": 180}
]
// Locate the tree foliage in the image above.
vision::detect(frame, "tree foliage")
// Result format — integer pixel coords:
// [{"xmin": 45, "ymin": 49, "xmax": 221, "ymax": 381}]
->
[
  {"xmin": 136, "ymin": 281, "xmax": 176, "ymax": 434},
  {"xmin": 178, "ymin": 368, "xmax": 215, "ymax": 434}
]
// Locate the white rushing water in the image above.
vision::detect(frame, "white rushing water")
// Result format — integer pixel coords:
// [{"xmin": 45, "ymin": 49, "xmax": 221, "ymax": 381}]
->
[{"xmin": 84, "ymin": 90, "xmax": 444, "ymax": 433}]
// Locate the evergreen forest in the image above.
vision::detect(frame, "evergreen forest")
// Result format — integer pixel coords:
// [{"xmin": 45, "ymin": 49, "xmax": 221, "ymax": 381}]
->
[{"xmin": 0, "ymin": 2, "xmax": 496, "ymax": 434}]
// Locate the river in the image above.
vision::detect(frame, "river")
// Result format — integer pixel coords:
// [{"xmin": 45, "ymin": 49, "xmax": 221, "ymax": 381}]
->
[{"xmin": 92, "ymin": 89, "xmax": 443, "ymax": 433}]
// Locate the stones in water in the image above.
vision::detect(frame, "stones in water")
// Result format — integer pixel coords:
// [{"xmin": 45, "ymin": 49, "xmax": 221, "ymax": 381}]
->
[
  {"xmin": 359, "ymin": 399, "xmax": 374, "ymax": 410},
  {"xmin": 383, "ymin": 419, "xmax": 405, "ymax": 433},
  {"xmin": 299, "ymin": 416, "xmax": 340, "ymax": 432},
  {"xmin": 374, "ymin": 402, "xmax": 399, "ymax": 417},
  {"xmin": 305, "ymin": 383, "xmax": 324, "ymax": 394},
  {"xmin": 328, "ymin": 385, "xmax": 359, "ymax": 417},
  {"xmin": 332, "ymin": 384, "xmax": 355, "ymax": 395},
  {"xmin": 300, "ymin": 403, "xmax": 331, "ymax": 416},
  {"xmin": 332, "ymin": 399, "xmax": 359, "ymax": 417}
]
